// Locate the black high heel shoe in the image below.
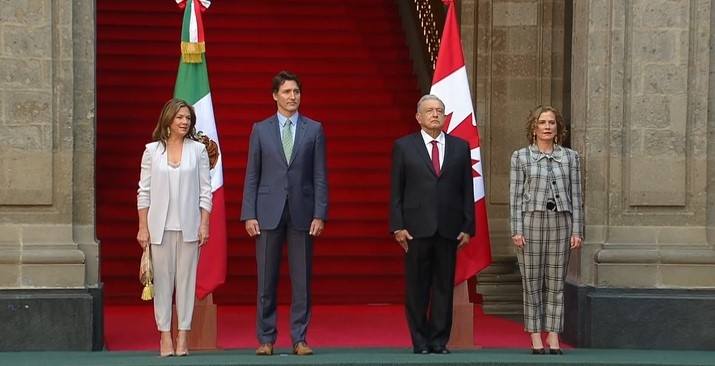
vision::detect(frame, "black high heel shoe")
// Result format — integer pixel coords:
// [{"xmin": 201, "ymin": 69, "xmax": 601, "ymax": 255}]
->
[
  {"xmin": 531, "ymin": 348, "xmax": 546, "ymax": 355},
  {"xmin": 549, "ymin": 348, "xmax": 563, "ymax": 355}
]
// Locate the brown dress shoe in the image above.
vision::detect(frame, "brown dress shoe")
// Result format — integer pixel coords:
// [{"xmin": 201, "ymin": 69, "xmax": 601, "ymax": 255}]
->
[
  {"xmin": 293, "ymin": 342, "xmax": 314, "ymax": 356},
  {"xmin": 255, "ymin": 343, "xmax": 274, "ymax": 356}
]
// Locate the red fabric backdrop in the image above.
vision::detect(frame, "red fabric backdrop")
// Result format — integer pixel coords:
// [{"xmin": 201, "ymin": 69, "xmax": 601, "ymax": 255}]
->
[{"xmin": 97, "ymin": 0, "xmax": 421, "ymax": 305}]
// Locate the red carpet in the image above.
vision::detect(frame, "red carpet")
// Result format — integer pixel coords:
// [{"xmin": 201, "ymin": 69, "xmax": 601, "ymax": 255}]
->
[
  {"xmin": 104, "ymin": 305, "xmax": 555, "ymax": 351},
  {"xmin": 97, "ymin": 0, "xmax": 421, "ymax": 307}
]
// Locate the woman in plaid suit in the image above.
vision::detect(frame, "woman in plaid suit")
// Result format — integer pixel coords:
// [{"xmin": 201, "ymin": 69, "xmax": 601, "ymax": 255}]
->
[{"xmin": 509, "ymin": 105, "xmax": 583, "ymax": 355}]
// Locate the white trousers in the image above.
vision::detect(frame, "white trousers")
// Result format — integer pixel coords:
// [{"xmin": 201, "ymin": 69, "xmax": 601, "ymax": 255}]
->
[{"xmin": 152, "ymin": 230, "xmax": 199, "ymax": 331}]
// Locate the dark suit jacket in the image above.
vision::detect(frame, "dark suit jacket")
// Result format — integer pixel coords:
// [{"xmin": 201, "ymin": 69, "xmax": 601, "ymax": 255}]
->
[
  {"xmin": 389, "ymin": 132, "xmax": 475, "ymax": 239},
  {"xmin": 240, "ymin": 114, "xmax": 328, "ymax": 231}
]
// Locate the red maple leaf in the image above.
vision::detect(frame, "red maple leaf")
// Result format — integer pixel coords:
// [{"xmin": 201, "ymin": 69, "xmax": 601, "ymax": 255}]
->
[{"xmin": 443, "ymin": 113, "xmax": 481, "ymax": 179}]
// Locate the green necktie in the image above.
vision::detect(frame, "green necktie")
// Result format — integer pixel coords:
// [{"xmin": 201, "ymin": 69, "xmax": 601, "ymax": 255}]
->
[{"xmin": 282, "ymin": 119, "xmax": 293, "ymax": 161}]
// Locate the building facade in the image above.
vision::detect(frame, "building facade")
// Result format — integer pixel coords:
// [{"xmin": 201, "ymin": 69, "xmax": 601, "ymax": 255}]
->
[
  {"xmin": 0, "ymin": 1, "xmax": 101, "ymax": 350},
  {"xmin": 0, "ymin": 0, "xmax": 712, "ymax": 350},
  {"xmin": 468, "ymin": 0, "xmax": 715, "ymax": 349}
]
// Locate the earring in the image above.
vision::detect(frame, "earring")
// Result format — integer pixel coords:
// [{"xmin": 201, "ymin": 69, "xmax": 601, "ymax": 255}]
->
[
  {"xmin": 554, "ymin": 135, "xmax": 558, "ymax": 144},
  {"xmin": 166, "ymin": 127, "xmax": 171, "ymax": 137}
]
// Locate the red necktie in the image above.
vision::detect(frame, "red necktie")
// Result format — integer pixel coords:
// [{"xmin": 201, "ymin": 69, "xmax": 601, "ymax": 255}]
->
[{"xmin": 431, "ymin": 140, "xmax": 440, "ymax": 175}]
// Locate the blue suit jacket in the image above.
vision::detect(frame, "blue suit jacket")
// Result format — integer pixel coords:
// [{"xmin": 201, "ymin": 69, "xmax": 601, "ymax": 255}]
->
[{"xmin": 240, "ymin": 114, "xmax": 328, "ymax": 231}]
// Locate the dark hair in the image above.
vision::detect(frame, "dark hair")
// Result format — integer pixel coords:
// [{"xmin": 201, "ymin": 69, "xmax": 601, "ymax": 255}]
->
[
  {"xmin": 152, "ymin": 98, "xmax": 198, "ymax": 147},
  {"xmin": 272, "ymin": 71, "xmax": 302, "ymax": 94},
  {"xmin": 525, "ymin": 105, "xmax": 567, "ymax": 145}
]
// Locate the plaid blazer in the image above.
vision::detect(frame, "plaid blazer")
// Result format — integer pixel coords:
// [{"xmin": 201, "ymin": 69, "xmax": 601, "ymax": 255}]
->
[{"xmin": 509, "ymin": 145, "xmax": 584, "ymax": 238}]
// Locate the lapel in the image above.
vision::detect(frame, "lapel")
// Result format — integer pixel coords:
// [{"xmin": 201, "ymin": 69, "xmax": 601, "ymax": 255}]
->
[
  {"xmin": 290, "ymin": 115, "xmax": 308, "ymax": 166},
  {"xmin": 267, "ymin": 115, "xmax": 289, "ymax": 165},
  {"xmin": 442, "ymin": 135, "xmax": 457, "ymax": 174},
  {"xmin": 182, "ymin": 137, "xmax": 192, "ymax": 159},
  {"xmin": 409, "ymin": 133, "xmax": 439, "ymax": 177},
  {"xmin": 158, "ymin": 142, "xmax": 169, "ymax": 174}
]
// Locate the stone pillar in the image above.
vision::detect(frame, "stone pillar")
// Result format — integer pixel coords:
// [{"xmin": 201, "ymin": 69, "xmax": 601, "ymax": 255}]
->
[
  {"xmin": 470, "ymin": 0, "xmax": 570, "ymax": 315},
  {"xmin": 475, "ymin": 0, "xmax": 571, "ymax": 252},
  {"xmin": 566, "ymin": 0, "xmax": 715, "ymax": 349},
  {"xmin": 0, "ymin": 1, "xmax": 101, "ymax": 351}
]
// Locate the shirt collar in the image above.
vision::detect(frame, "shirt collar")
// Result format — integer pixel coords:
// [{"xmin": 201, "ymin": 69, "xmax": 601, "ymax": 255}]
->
[
  {"xmin": 277, "ymin": 112, "xmax": 300, "ymax": 127},
  {"xmin": 420, "ymin": 130, "xmax": 445, "ymax": 146},
  {"xmin": 529, "ymin": 144, "xmax": 563, "ymax": 162}
]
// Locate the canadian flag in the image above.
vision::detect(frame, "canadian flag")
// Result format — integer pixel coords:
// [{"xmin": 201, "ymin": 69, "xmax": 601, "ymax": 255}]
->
[{"xmin": 430, "ymin": 0, "xmax": 492, "ymax": 285}]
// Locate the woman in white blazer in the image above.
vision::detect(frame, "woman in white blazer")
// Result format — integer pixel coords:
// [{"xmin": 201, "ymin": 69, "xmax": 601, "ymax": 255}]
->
[{"xmin": 137, "ymin": 98, "xmax": 212, "ymax": 357}]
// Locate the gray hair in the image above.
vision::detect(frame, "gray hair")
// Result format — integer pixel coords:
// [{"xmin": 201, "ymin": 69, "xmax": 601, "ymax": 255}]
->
[{"xmin": 417, "ymin": 94, "xmax": 446, "ymax": 113}]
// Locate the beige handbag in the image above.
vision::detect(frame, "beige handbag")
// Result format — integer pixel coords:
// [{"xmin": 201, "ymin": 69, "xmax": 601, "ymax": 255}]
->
[{"xmin": 139, "ymin": 246, "xmax": 154, "ymax": 301}]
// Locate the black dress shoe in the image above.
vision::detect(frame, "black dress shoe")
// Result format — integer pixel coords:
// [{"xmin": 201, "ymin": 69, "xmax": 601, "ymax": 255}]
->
[
  {"xmin": 431, "ymin": 346, "xmax": 450, "ymax": 354},
  {"xmin": 413, "ymin": 346, "xmax": 430, "ymax": 354},
  {"xmin": 549, "ymin": 348, "xmax": 563, "ymax": 355},
  {"xmin": 531, "ymin": 348, "xmax": 546, "ymax": 354}
]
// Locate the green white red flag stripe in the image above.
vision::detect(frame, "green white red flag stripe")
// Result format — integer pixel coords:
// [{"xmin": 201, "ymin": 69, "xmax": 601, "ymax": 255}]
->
[
  {"xmin": 176, "ymin": 0, "xmax": 207, "ymax": 43},
  {"xmin": 174, "ymin": 0, "xmax": 227, "ymax": 299}
]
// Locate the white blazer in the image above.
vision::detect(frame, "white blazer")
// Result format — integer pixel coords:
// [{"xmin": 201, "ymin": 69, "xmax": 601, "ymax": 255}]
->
[{"xmin": 137, "ymin": 139, "xmax": 212, "ymax": 244}]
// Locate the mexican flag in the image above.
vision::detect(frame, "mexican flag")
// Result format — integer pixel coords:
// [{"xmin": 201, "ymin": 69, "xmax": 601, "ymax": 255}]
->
[
  {"xmin": 174, "ymin": 0, "xmax": 226, "ymax": 299},
  {"xmin": 430, "ymin": 0, "xmax": 493, "ymax": 285}
]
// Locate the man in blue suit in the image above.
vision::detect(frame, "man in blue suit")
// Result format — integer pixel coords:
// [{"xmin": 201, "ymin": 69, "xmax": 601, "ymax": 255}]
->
[{"xmin": 241, "ymin": 71, "xmax": 328, "ymax": 356}]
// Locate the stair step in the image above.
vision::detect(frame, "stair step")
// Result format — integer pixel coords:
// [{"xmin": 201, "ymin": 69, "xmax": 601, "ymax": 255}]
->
[
  {"xmin": 97, "ymin": 0, "xmax": 419, "ymax": 305},
  {"xmin": 481, "ymin": 293, "xmax": 523, "ymax": 302},
  {"xmin": 479, "ymin": 273, "xmax": 523, "ymax": 283},
  {"xmin": 482, "ymin": 303, "xmax": 525, "ymax": 316},
  {"xmin": 478, "ymin": 282, "xmax": 523, "ymax": 293}
]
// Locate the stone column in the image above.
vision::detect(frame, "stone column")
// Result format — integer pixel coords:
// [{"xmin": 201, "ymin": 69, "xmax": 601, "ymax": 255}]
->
[
  {"xmin": 566, "ymin": 0, "xmax": 715, "ymax": 349},
  {"xmin": 470, "ymin": 0, "xmax": 570, "ymax": 315},
  {"xmin": 0, "ymin": 1, "xmax": 101, "ymax": 351}
]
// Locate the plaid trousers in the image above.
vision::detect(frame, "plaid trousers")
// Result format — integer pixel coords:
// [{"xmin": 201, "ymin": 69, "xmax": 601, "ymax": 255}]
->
[{"xmin": 516, "ymin": 211, "xmax": 571, "ymax": 333}]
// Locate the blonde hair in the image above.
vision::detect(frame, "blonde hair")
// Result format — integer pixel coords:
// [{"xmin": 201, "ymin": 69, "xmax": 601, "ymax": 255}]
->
[{"xmin": 525, "ymin": 105, "xmax": 567, "ymax": 145}]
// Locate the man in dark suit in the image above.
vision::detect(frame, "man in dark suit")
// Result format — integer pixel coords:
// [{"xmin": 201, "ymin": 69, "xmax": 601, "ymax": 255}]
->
[
  {"xmin": 241, "ymin": 71, "xmax": 328, "ymax": 356},
  {"xmin": 389, "ymin": 94, "xmax": 475, "ymax": 355}
]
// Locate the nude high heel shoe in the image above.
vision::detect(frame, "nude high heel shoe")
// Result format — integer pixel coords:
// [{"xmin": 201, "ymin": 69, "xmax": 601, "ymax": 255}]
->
[
  {"xmin": 175, "ymin": 330, "xmax": 189, "ymax": 356},
  {"xmin": 159, "ymin": 331, "xmax": 174, "ymax": 357}
]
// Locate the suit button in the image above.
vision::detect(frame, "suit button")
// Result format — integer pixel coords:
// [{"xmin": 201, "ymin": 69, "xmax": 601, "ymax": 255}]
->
[
  {"xmin": 552, "ymin": 181, "xmax": 556, "ymax": 185},
  {"xmin": 555, "ymin": 195, "xmax": 560, "ymax": 198}
]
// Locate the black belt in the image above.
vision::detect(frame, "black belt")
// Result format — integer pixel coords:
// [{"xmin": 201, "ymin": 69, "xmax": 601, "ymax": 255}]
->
[{"xmin": 546, "ymin": 201, "xmax": 558, "ymax": 212}]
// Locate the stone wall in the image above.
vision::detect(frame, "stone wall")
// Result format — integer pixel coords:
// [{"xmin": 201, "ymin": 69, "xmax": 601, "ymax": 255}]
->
[
  {"xmin": 463, "ymin": 0, "xmax": 715, "ymax": 349},
  {"xmin": 472, "ymin": 0, "xmax": 570, "ymax": 258},
  {"xmin": 572, "ymin": 0, "xmax": 714, "ymax": 288},
  {"xmin": 0, "ymin": 0, "xmax": 101, "ymax": 351},
  {"xmin": 564, "ymin": 0, "xmax": 715, "ymax": 349}
]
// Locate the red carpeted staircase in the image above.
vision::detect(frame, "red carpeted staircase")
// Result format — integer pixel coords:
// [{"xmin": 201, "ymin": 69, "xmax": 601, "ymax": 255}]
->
[{"xmin": 97, "ymin": 0, "xmax": 421, "ymax": 305}]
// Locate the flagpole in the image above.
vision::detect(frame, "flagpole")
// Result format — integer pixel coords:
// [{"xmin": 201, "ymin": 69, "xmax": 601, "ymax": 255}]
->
[{"xmin": 431, "ymin": 0, "xmax": 489, "ymax": 349}]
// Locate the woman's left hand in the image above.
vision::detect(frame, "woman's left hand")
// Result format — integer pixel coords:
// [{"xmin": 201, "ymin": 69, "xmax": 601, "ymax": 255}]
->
[
  {"xmin": 569, "ymin": 235, "xmax": 582, "ymax": 249},
  {"xmin": 199, "ymin": 225, "xmax": 209, "ymax": 247}
]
